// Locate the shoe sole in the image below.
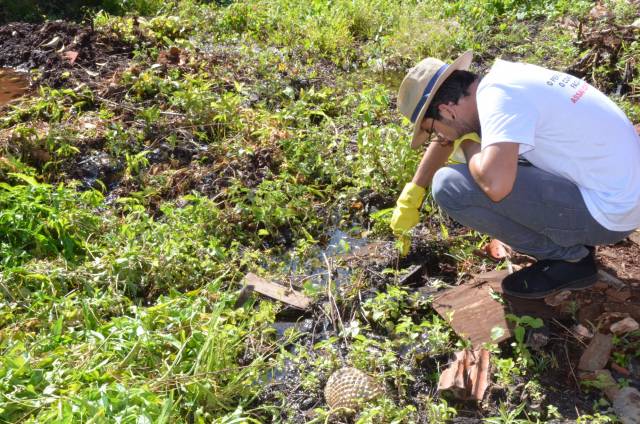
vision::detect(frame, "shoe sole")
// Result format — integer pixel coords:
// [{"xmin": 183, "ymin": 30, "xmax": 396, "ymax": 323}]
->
[{"xmin": 502, "ymin": 274, "xmax": 599, "ymax": 300}]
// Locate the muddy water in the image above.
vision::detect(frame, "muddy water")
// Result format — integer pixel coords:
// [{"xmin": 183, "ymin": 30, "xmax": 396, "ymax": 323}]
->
[{"xmin": 0, "ymin": 68, "xmax": 29, "ymax": 106}]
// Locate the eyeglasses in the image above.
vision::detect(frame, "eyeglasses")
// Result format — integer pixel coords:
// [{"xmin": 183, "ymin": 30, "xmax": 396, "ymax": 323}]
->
[
  {"xmin": 422, "ymin": 117, "xmax": 453, "ymax": 147},
  {"xmin": 424, "ymin": 117, "xmax": 436, "ymax": 145}
]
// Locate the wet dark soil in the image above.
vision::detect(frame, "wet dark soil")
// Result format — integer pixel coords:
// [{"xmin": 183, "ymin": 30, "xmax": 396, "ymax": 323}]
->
[
  {"xmin": 0, "ymin": 19, "xmax": 287, "ymax": 208},
  {"xmin": 0, "ymin": 20, "xmax": 132, "ymax": 88}
]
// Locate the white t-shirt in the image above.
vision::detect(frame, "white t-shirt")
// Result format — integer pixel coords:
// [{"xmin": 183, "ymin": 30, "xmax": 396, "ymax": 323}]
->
[{"xmin": 477, "ymin": 59, "xmax": 640, "ymax": 231}]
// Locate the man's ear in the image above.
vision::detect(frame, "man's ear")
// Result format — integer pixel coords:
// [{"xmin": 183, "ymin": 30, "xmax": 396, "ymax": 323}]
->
[{"xmin": 437, "ymin": 102, "xmax": 457, "ymax": 121}]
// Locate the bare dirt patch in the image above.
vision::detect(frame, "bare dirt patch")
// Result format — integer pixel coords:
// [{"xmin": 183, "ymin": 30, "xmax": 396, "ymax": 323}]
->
[
  {"xmin": 0, "ymin": 20, "xmax": 132, "ymax": 88},
  {"xmin": 0, "ymin": 68, "xmax": 29, "ymax": 106}
]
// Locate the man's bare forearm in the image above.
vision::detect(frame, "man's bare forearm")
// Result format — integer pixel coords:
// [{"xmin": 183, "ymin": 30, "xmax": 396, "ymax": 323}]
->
[
  {"xmin": 411, "ymin": 141, "xmax": 453, "ymax": 188},
  {"xmin": 468, "ymin": 142, "xmax": 519, "ymax": 202}
]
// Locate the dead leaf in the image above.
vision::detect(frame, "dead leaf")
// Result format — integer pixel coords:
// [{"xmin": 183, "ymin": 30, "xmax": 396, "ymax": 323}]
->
[
  {"xmin": 169, "ymin": 46, "xmax": 180, "ymax": 57},
  {"xmin": 580, "ymin": 369, "xmax": 619, "ymax": 400},
  {"xmin": 350, "ymin": 200, "xmax": 363, "ymax": 210},
  {"xmin": 597, "ymin": 311, "xmax": 630, "ymax": 329},
  {"xmin": 62, "ymin": 50, "xmax": 78, "ymax": 64},
  {"xmin": 158, "ymin": 46, "xmax": 187, "ymax": 66},
  {"xmin": 31, "ymin": 149, "xmax": 51, "ymax": 163},
  {"xmin": 0, "ymin": 69, "xmax": 29, "ymax": 107},
  {"xmin": 611, "ymin": 362, "xmax": 631, "ymax": 377}
]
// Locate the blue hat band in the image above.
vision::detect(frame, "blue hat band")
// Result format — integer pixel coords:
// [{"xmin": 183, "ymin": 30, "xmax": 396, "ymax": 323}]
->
[{"xmin": 410, "ymin": 64, "xmax": 449, "ymax": 123}]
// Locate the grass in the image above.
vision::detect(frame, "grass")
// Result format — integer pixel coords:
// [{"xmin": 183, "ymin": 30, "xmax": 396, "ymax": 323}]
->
[{"xmin": 0, "ymin": 0, "xmax": 638, "ymax": 422}]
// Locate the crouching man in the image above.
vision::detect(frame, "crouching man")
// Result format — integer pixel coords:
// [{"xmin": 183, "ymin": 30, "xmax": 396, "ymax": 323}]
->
[{"xmin": 391, "ymin": 51, "xmax": 640, "ymax": 299}]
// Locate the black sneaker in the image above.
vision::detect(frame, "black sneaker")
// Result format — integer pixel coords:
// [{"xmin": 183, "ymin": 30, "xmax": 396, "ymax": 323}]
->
[{"xmin": 502, "ymin": 250, "xmax": 598, "ymax": 299}]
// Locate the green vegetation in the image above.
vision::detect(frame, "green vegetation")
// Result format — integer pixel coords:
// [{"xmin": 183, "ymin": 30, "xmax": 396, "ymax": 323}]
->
[
  {"xmin": 0, "ymin": 0, "xmax": 638, "ymax": 422},
  {"xmin": 0, "ymin": 0, "xmax": 166, "ymax": 24}
]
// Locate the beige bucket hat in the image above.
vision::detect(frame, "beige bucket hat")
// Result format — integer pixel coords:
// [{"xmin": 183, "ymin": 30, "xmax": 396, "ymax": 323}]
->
[{"xmin": 398, "ymin": 51, "xmax": 473, "ymax": 149}]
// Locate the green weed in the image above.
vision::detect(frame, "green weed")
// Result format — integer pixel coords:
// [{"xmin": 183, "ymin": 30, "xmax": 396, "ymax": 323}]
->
[
  {"xmin": 0, "ymin": 174, "xmax": 102, "ymax": 268},
  {"xmin": 506, "ymin": 314, "xmax": 544, "ymax": 368}
]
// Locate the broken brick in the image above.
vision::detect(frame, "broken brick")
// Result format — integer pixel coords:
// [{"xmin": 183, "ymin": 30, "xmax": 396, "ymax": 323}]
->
[
  {"xmin": 611, "ymin": 362, "xmax": 631, "ymax": 377},
  {"xmin": 597, "ymin": 312, "xmax": 630, "ymax": 329},
  {"xmin": 578, "ymin": 333, "xmax": 613, "ymax": 371},
  {"xmin": 438, "ymin": 348, "xmax": 491, "ymax": 401},
  {"xmin": 610, "ymin": 317, "xmax": 639, "ymax": 335}
]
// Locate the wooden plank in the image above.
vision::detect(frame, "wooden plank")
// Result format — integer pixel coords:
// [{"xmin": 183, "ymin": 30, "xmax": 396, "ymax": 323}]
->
[
  {"xmin": 244, "ymin": 273, "xmax": 311, "ymax": 309},
  {"xmin": 432, "ymin": 270, "xmax": 565, "ymax": 347}
]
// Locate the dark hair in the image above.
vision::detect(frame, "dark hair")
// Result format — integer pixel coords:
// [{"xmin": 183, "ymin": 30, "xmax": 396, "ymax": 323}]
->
[{"xmin": 425, "ymin": 70, "xmax": 478, "ymax": 120}]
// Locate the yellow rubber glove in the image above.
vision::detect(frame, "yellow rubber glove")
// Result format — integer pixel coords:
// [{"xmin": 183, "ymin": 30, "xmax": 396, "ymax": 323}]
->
[
  {"xmin": 390, "ymin": 182, "xmax": 426, "ymax": 256},
  {"xmin": 448, "ymin": 132, "xmax": 481, "ymax": 164}
]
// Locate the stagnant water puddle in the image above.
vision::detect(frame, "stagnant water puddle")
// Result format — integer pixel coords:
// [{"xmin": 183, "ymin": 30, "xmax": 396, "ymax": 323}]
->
[
  {"xmin": 262, "ymin": 225, "xmax": 391, "ymax": 383},
  {"xmin": 0, "ymin": 68, "xmax": 30, "ymax": 106},
  {"xmin": 285, "ymin": 225, "xmax": 372, "ymax": 289}
]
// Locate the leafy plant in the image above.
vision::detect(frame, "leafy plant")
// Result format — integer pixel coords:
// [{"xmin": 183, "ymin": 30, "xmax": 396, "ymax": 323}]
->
[
  {"xmin": 422, "ymin": 396, "xmax": 457, "ymax": 423},
  {"xmin": 125, "ymin": 150, "xmax": 150, "ymax": 178},
  {"xmin": 484, "ymin": 401, "xmax": 529, "ymax": 424},
  {"xmin": 506, "ymin": 314, "xmax": 543, "ymax": 367},
  {"xmin": 0, "ymin": 173, "xmax": 102, "ymax": 268}
]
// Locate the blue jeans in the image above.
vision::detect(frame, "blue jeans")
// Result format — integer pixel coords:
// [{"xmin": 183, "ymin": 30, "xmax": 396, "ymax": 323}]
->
[{"xmin": 431, "ymin": 164, "xmax": 633, "ymax": 261}]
